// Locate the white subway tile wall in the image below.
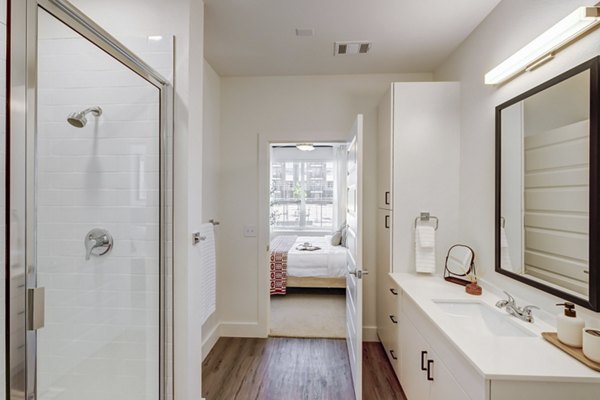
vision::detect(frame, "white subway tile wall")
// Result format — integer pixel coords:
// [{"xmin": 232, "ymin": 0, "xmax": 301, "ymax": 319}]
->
[
  {"xmin": 36, "ymin": 11, "xmax": 171, "ymax": 400},
  {"xmin": 0, "ymin": 0, "xmax": 6, "ymax": 398}
]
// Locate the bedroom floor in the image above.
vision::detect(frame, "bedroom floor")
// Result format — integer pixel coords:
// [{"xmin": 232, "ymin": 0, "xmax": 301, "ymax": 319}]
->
[
  {"xmin": 269, "ymin": 291, "xmax": 345, "ymax": 338},
  {"xmin": 201, "ymin": 337, "xmax": 407, "ymax": 400}
]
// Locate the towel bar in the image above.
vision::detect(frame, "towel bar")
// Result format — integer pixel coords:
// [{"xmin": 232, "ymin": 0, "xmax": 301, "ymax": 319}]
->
[{"xmin": 414, "ymin": 212, "xmax": 439, "ymax": 230}]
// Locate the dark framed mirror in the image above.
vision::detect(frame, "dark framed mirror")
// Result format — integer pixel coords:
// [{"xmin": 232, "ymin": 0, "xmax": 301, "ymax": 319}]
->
[{"xmin": 495, "ymin": 56, "xmax": 600, "ymax": 311}]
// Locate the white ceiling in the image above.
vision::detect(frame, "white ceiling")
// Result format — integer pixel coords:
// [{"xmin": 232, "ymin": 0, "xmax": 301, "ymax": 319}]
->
[{"xmin": 204, "ymin": 0, "xmax": 502, "ymax": 77}]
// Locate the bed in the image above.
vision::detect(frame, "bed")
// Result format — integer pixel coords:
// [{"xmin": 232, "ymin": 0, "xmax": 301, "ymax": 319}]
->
[{"xmin": 270, "ymin": 235, "xmax": 348, "ymax": 294}]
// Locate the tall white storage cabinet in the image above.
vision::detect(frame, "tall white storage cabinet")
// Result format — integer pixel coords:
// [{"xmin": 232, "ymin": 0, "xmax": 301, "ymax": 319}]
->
[{"xmin": 375, "ymin": 82, "xmax": 461, "ymax": 385}]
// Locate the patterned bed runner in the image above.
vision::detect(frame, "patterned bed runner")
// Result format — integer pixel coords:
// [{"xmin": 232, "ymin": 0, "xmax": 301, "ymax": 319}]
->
[{"xmin": 270, "ymin": 235, "xmax": 298, "ymax": 295}]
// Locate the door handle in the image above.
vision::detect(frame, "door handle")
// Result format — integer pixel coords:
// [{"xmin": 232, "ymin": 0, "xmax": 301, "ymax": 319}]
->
[
  {"xmin": 389, "ymin": 350, "xmax": 398, "ymax": 360},
  {"xmin": 427, "ymin": 360, "xmax": 434, "ymax": 381},
  {"xmin": 385, "ymin": 214, "xmax": 390, "ymax": 229},
  {"xmin": 389, "ymin": 315, "xmax": 398, "ymax": 324},
  {"xmin": 420, "ymin": 351, "xmax": 428, "ymax": 371},
  {"xmin": 389, "ymin": 288, "xmax": 398, "ymax": 295},
  {"xmin": 27, "ymin": 287, "xmax": 45, "ymax": 331},
  {"xmin": 385, "ymin": 191, "xmax": 390, "ymax": 205},
  {"xmin": 349, "ymin": 270, "xmax": 369, "ymax": 279}
]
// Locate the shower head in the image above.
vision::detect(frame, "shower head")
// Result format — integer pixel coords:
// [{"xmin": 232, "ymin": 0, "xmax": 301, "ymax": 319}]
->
[{"xmin": 67, "ymin": 106, "xmax": 103, "ymax": 128}]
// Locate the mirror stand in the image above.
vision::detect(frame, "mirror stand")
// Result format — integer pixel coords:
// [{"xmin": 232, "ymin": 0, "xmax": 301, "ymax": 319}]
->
[{"xmin": 443, "ymin": 244, "xmax": 476, "ymax": 287}]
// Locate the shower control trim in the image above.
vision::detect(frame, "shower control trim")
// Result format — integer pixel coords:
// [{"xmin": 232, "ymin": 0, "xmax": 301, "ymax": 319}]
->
[{"xmin": 85, "ymin": 228, "xmax": 113, "ymax": 260}]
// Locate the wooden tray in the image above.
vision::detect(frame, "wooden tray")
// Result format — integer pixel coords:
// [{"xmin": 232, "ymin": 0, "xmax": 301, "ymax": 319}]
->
[{"xmin": 542, "ymin": 332, "xmax": 600, "ymax": 372}]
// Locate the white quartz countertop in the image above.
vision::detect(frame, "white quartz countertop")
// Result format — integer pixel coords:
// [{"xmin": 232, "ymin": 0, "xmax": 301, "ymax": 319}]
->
[{"xmin": 390, "ymin": 272, "xmax": 600, "ymax": 383}]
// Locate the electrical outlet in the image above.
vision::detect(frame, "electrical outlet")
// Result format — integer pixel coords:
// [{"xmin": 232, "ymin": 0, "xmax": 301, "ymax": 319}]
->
[{"xmin": 243, "ymin": 226, "xmax": 257, "ymax": 237}]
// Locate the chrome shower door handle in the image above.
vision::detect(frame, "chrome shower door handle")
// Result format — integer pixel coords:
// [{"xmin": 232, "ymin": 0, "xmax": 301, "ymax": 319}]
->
[{"xmin": 85, "ymin": 228, "xmax": 113, "ymax": 260}]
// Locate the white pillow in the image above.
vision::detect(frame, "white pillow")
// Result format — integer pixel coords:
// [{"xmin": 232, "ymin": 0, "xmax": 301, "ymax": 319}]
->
[{"xmin": 331, "ymin": 231, "xmax": 342, "ymax": 246}]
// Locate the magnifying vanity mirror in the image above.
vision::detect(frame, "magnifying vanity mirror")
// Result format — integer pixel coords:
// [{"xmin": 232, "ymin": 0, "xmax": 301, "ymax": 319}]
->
[
  {"xmin": 444, "ymin": 244, "xmax": 476, "ymax": 286},
  {"xmin": 495, "ymin": 56, "xmax": 600, "ymax": 311}
]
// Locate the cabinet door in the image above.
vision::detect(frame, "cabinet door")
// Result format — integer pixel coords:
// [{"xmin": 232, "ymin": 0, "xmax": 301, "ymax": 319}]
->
[
  {"xmin": 377, "ymin": 85, "xmax": 393, "ymax": 210},
  {"xmin": 400, "ymin": 314, "xmax": 429, "ymax": 400},
  {"xmin": 381, "ymin": 278, "xmax": 401, "ymax": 368},
  {"xmin": 376, "ymin": 209, "xmax": 393, "ymax": 336},
  {"xmin": 428, "ymin": 348, "xmax": 470, "ymax": 400}
]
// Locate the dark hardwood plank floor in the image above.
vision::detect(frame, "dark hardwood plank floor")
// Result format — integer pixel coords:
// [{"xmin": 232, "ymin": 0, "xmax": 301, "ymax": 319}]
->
[
  {"xmin": 363, "ymin": 342, "xmax": 406, "ymax": 400},
  {"xmin": 202, "ymin": 337, "xmax": 406, "ymax": 400}
]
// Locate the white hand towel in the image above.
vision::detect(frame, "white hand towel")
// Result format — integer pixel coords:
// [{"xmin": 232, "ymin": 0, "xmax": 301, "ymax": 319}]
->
[
  {"xmin": 500, "ymin": 227, "xmax": 513, "ymax": 272},
  {"xmin": 417, "ymin": 225, "xmax": 435, "ymax": 248},
  {"xmin": 415, "ymin": 225, "xmax": 436, "ymax": 273}
]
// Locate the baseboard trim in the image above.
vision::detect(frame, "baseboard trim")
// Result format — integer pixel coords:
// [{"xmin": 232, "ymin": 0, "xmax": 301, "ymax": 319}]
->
[
  {"xmin": 211, "ymin": 321, "xmax": 378, "ymax": 342},
  {"xmin": 363, "ymin": 325, "xmax": 379, "ymax": 342},
  {"xmin": 220, "ymin": 321, "xmax": 268, "ymax": 338},
  {"xmin": 201, "ymin": 323, "xmax": 221, "ymax": 361}
]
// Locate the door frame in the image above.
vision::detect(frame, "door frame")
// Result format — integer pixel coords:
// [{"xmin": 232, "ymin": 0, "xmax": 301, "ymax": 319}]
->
[
  {"xmin": 8, "ymin": 1, "xmax": 174, "ymax": 399},
  {"xmin": 257, "ymin": 134, "xmax": 348, "ymax": 336}
]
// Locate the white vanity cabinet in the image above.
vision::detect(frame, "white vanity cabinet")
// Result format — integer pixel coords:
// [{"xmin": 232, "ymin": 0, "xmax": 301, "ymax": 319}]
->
[
  {"xmin": 377, "ymin": 273, "xmax": 401, "ymax": 373},
  {"xmin": 390, "ymin": 273, "xmax": 600, "ymax": 400},
  {"xmin": 400, "ymin": 315, "xmax": 469, "ymax": 400}
]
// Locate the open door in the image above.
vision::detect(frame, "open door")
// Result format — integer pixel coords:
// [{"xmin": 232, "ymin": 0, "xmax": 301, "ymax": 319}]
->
[{"xmin": 346, "ymin": 114, "xmax": 365, "ymax": 399}]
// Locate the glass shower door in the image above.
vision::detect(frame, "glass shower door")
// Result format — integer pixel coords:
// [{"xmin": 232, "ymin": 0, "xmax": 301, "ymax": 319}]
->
[{"xmin": 34, "ymin": 8, "xmax": 161, "ymax": 400}]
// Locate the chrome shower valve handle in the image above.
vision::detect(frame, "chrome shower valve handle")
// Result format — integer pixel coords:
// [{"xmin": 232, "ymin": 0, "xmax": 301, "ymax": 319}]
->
[{"xmin": 85, "ymin": 228, "xmax": 113, "ymax": 260}]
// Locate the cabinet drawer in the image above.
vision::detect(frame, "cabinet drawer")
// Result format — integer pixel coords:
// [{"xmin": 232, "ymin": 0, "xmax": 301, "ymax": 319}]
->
[{"xmin": 402, "ymin": 295, "xmax": 486, "ymax": 400}]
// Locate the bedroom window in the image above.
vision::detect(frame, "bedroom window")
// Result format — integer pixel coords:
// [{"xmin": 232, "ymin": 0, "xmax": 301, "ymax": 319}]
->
[{"xmin": 271, "ymin": 160, "xmax": 335, "ymax": 231}]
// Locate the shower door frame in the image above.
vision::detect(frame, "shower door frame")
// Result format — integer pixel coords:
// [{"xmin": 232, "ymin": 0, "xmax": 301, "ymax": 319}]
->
[{"xmin": 8, "ymin": 0, "xmax": 174, "ymax": 399}]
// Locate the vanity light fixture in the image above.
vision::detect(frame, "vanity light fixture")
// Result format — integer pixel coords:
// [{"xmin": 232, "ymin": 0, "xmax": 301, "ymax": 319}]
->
[
  {"xmin": 296, "ymin": 143, "xmax": 315, "ymax": 152},
  {"xmin": 485, "ymin": 6, "xmax": 600, "ymax": 85}
]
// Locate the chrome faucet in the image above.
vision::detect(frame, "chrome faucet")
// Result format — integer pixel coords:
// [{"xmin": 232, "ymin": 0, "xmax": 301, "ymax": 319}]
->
[{"xmin": 496, "ymin": 291, "xmax": 539, "ymax": 323}]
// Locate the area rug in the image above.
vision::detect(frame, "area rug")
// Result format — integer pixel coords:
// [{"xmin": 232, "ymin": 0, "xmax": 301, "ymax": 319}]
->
[{"xmin": 270, "ymin": 293, "xmax": 346, "ymax": 339}]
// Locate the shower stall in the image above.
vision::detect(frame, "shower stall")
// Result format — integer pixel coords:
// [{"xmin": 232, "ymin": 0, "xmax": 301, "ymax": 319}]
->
[{"xmin": 6, "ymin": 1, "xmax": 174, "ymax": 399}]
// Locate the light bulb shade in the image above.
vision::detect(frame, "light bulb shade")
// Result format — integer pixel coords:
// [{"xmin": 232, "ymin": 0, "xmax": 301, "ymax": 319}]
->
[
  {"xmin": 296, "ymin": 143, "xmax": 315, "ymax": 151},
  {"xmin": 485, "ymin": 7, "xmax": 600, "ymax": 85}
]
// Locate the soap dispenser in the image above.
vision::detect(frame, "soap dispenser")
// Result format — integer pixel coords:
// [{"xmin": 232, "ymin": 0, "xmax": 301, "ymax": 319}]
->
[{"xmin": 556, "ymin": 302, "xmax": 585, "ymax": 348}]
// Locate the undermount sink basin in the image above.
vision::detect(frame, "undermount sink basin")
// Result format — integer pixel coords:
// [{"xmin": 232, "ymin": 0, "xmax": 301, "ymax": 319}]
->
[{"xmin": 433, "ymin": 300, "xmax": 536, "ymax": 338}]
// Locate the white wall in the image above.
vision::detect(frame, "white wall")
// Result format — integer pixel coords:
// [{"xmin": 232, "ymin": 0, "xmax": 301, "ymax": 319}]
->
[
  {"xmin": 69, "ymin": 0, "xmax": 205, "ymax": 398},
  {"xmin": 218, "ymin": 73, "xmax": 432, "ymax": 339},
  {"xmin": 201, "ymin": 60, "xmax": 221, "ymax": 357},
  {"xmin": 435, "ymin": 0, "xmax": 600, "ymax": 325}
]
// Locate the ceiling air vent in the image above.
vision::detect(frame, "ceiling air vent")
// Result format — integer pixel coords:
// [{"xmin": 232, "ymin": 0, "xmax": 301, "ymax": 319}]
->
[{"xmin": 334, "ymin": 41, "xmax": 371, "ymax": 56}]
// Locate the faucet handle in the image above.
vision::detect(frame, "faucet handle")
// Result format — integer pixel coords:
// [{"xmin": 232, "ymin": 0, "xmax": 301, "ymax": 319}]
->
[
  {"xmin": 502, "ymin": 291, "xmax": 515, "ymax": 304},
  {"xmin": 496, "ymin": 291, "xmax": 515, "ymax": 308},
  {"xmin": 85, "ymin": 237, "xmax": 98, "ymax": 261},
  {"xmin": 521, "ymin": 305, "xmax": 539, "ymax": 323},
  {"xmin": 521, "ymin": 305, "xmax": 539, "ymax": 314},
  {"xmin": 84, "ymin": 228, "xmax": 113, "ymax": 260}
]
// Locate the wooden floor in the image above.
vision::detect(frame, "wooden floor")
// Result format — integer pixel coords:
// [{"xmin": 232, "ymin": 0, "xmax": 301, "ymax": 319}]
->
[{"xmin": 202, "ymin": 337, "xmax": 406, "ymax": 400}]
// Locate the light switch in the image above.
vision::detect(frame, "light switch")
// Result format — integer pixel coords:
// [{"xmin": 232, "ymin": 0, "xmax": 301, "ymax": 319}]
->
[{"xmin": 244, "ymin": 226, "xmax": 257, "ymax": 237}]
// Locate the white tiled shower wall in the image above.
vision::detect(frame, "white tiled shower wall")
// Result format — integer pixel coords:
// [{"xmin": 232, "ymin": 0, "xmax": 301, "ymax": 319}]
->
[{"xmin": 36, "ymin": 19, "xmax": 171, "ymax": 400}]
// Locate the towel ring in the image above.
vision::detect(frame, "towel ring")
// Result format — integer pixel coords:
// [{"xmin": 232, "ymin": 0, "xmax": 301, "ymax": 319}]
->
[{"xmin": 414, "ymin": 214, "xmax": 439, "ymax": 231}]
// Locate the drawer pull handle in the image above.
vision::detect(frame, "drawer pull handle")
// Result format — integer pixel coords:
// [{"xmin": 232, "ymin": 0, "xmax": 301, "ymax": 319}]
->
[
  {"xmin": 389, "ymin": 315, "xmax": 398, "ymax": 324},
  {"xmin": 385, "ymin": 191, "xmax": 390, "ymax": 205},
  {"xmin": 420, "ymin": 351, "xmax": 428, "ymax": 371},
  {"xmin": 427, "ymin": 359, "xmax": 434, "ymax": 381},
  {"xmin": 385, "ymin": 214, "xmax": 390, "ymax": 229},
  {"xmin": 389, "ymin": 288, "xmax": 398, "ymax": 295},
  {"xmin": 390, "ymin": 350, "xmax": 398, "ymax": 360}
]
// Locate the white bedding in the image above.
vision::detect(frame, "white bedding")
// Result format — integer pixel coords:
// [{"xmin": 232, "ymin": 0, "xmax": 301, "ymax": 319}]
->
[{"xmin": 286, "ymin": 235, "xmax": 348, "ymax": 278}]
